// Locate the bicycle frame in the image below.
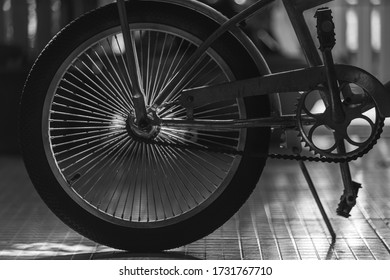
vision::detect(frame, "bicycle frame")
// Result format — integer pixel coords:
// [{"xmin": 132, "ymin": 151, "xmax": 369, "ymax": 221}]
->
[{"xmin": 117, "ymin": 0, "xmax": 390, "ymax": 132}]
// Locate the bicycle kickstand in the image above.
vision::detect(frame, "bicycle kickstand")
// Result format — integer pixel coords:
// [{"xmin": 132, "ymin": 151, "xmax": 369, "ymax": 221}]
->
[
  {"xmin": 315, "ymin": 8, "xmax": 362, "ymax": 219},
  {"xmin": 298, "ymin": 159, "xmax": 337, "ymax": 243}
]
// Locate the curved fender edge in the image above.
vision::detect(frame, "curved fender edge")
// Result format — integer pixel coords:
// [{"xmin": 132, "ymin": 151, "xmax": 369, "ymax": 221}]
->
[{"xmin": 336, "ymin": 65, "xmax": 390, "ymax": 118}]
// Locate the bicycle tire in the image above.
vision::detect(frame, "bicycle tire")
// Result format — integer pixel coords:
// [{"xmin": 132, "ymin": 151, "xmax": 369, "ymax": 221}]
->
[{"xmin": 20, "ymin": 1, "xmax": 271, "ymax": 251}]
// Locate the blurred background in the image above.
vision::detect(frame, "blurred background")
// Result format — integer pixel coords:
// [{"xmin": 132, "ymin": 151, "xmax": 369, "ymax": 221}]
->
[{"xmin": 1, "ymin": 0, "xmax": 390, "ymax": 154}]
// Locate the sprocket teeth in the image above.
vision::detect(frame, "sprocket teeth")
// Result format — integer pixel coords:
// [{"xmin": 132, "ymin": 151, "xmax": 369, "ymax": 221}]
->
[{"xmin": 296, "ymin": 90, "xmax": 326, "ymax": 158}]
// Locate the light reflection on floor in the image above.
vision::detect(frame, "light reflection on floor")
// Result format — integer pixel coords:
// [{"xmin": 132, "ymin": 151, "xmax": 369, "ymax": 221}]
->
[{"xmin": 1, "ymin": 137, "xmax": 390, "ymax": 260}]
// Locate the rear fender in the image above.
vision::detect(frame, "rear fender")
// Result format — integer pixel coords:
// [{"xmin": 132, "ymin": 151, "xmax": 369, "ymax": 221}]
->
[{"xmin": 336, "ymin": 65, "xmax": 390, "ymax": 118}]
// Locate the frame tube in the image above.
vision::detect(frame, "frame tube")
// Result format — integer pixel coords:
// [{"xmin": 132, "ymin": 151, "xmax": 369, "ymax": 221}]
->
[{"xmin": 117, "ymin": 0, "xmax": 148, "ymax": 124}]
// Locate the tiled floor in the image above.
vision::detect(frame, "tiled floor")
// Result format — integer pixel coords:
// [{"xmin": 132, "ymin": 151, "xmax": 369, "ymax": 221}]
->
[{"xmin": 1, "ymin": 140, "xmax": 390, "ymax": 260}]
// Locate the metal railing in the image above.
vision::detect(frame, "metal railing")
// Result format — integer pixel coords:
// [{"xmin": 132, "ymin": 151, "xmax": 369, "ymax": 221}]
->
[
  {"xmin": 0, "ymin": 0, "xmax": 100, "ymax": 61},
  {"xmin": 327, "ymin": 0, "xmax": 389, "ymax": 82}
]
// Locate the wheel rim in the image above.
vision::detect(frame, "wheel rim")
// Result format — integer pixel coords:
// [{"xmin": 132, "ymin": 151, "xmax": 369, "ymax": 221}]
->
[{"xmin": 43, "ymin": 24, "xmax": 246, "ymax": 228}]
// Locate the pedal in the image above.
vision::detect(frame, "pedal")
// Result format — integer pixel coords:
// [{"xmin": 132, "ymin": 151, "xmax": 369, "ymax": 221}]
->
[
  {"xmin": 336, "ymin": 181, "xmax": 362, "ymax": 218},
  {"xmin": 315, "ymin": 7, "xmax": 336, "ymax": 51}
]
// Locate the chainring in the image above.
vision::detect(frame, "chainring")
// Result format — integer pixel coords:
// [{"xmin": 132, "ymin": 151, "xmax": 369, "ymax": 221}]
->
[{"xmin": 296, "ymin": 84, "xmax": 384, "ymax": 162}]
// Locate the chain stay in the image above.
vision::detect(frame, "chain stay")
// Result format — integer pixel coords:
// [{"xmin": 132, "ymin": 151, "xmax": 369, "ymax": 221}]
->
[{"xmin": 144, "ymin": 116, "xmax": 383, "ymax": 163}]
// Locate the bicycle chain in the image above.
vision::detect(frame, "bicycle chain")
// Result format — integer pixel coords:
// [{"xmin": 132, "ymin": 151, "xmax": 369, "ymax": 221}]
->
[
  {"xmin": 143, "ymin": 117, "xmax": 384, "ymax": 163},
  {"xmin": 153, "ymin": 95, "xmax": 385, "ymax": 163},
  {"xmin": 276, "ymin": 116, "xmax": 384, "ymax": 163}
]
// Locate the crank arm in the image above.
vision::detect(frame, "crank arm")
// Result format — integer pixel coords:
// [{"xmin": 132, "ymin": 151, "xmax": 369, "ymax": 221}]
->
[
  {"xmin": 158, "ymin": 115, "xmax": 316, "ymax": 131},
  {"xmin": 336, "ymin": 141, "xmax": 362, "ymax": 218}
]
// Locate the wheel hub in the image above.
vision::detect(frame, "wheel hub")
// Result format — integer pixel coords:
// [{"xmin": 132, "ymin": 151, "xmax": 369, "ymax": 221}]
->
[{"xmin": 126, "ymin": 110, "xmax": 161, "ymax": 141}]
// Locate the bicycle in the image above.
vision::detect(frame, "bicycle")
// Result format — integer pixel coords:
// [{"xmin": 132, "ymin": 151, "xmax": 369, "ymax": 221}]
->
[{"xmin": 19, "ymin": 0, "xmax": 390, "ymax": 251}]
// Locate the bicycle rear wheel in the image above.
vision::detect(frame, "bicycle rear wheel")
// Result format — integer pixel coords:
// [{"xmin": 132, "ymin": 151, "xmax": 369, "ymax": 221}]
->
[{"xmin": 20, "ymin": 1, "xmax": 270, "ymax": 251}]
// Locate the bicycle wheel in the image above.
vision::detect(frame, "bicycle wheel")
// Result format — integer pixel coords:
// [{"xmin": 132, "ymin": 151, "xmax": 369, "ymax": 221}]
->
[{"xmin": 20, "ymin": 1, "xmax": 270, "ymax": 251}]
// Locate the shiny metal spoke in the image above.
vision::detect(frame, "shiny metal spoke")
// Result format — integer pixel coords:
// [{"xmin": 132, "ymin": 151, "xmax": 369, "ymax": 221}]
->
[
  {"xmin": 151, "ymin": 39, "xmax": 193, "ymax": 106},
  {"xmin": 75, "ymin": 137, "xmax": 133, "ymax": 199},
  {"xmin": 143, "ymin": 144, "xmax": 157, "ymax": 221},
  {"xmin": 159, "ymin": 129, "xmax": 208, "ymax": 148},
  {"xmin": 149, "ymin": 144, "xmax": 176, "ymax": 218},
  {"xmin": 112, "ymin": 34, "xmax": 134, "ymax": 95},
  {"xmin": 99, "ymin": 142, "xmax": 133, "ymax": 214},
  {"xmin": 152, "ymin": 145, "xmax": 190, "ymax": 213},
  {"xmin": 146, "ymin": 31, "xmax": 159, "ymax": 105},
  {"xmin": 51, "ymin": 129, "xmax": 124, "ymax": 149},
  {"xmin": 56, "ymin": 131, "xmax": 128, "ymax": 168},
  {"xmin": 70, "ymin": 64, "xmax": 132, "ymax": 113},
  {"xmin": 65, "ymin": 71, "xmax": 130, "ymax": 116},
  {"xmin": 159, "ymin": 105, "xmax": 186, "ymax": 119},
  {"xmin": 158, "ymin": 146, "xmax": 202, "ymax": 207},
  {"xmin": 50, "ymin": 118, "xmax": 114, "ymax": 127},
  {"xmin": 97, "ymin": 41, "xmax": 133, "ymax": 98},
  {"xmin": 154, "ymin": 36, "xmax": 181, "ymax": 101},
  {"xmin": 164, "ymin": 147, "xmax": 224, "ymax": 194},
  {"xmin": 50, "ymin": 104, "xmax": 121, "ymax": 123},
  {"xmin": 188, "ymin": 63, "xmax": 223, "ymax": 88},
  {"xmin": 76, "ymin": 58, "xmax": 133, "ymax": 110},
  {"xmin": 52, "ymin": 98, "xmax": 115, "ymax": 121},
  {"xmin": 105, "ymin": 37, "xmax": 133, "ymax": 95},
  {"xmin": 162, "ymin": 57, "xmax": 215, "ymax": 105},
  {"xmin": 50, "ymin": 127, "xmax": 121, "ymax": 141},
  {"xmin": 126, "ymin": 143, "xmax": 148, "ymax": 221},
  {"xmin": 61, "ymin": 78, "xmax": 129, "ymax": 117},
  {"xmin": 54, "ymin": 128, "xmax": 126, "ymax": 160},
  {"xmin": 91, "ymin": 47, "xmax": 128, "ymax": 99},
  {"xmin": 178, "ymin": 147, "xmax": 229, "ymax": 181},
  {"xmin": 84, "ymin": 52, "xmax": 134, "ymax": 108},
  {"xmin": 89, "ymin": 140, "xmax": 135, "ymax": 210},
  {"xmin": 114, "ymin": 142, "xmax": 143, "ymax": 219},
  {"xmin": 50, "ymin": 109, "xmax": 118, "ymax": 123},
  {"xmin": 107, "ymin": 140, "xmax": 137, "ymax": 217},
  {"xmin": 149, "ymin": 33, "xmax": 169, "ymax": 103}
]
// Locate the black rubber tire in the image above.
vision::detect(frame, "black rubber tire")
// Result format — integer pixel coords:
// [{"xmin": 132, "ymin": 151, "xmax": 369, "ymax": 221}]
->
[{"xmin": 20, "ymin": 1, "xmax": 270, "ymax": 251}]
